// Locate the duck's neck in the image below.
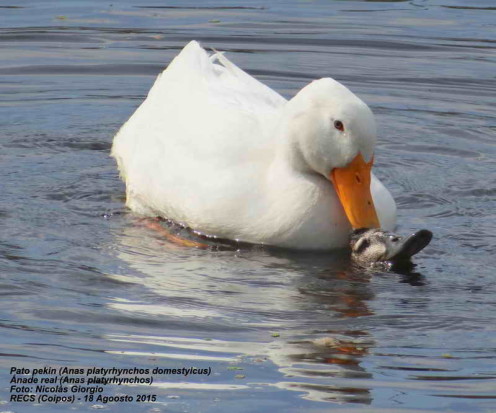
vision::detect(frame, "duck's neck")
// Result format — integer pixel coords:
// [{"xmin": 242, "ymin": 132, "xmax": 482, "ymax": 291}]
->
[{"xmin": 272, "ymin": 109, "xmax": 314, "ymax": 177}]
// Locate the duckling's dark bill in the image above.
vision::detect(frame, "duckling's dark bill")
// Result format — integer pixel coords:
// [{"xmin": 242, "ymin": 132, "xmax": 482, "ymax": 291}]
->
[{"xmin": 388, "ymin": 229, "xmax": 432, "ymax": 262}]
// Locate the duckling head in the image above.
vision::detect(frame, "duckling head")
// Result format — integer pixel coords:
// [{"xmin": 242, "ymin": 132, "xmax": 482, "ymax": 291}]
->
[{"xmin": 350, "ymin": 228, "xmax": 432, "ymax": 265}]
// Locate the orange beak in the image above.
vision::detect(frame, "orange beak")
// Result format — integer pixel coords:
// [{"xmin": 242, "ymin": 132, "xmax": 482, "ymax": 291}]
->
[{"xmin": 329, "ymin": 153, "xmax": 380, "ymax": 229}]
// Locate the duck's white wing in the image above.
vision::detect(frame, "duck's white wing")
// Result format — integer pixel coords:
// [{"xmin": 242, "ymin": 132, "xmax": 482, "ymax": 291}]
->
[{"xmin": 112, "ymin": 41, "xmax": 286, "ymax": 229}]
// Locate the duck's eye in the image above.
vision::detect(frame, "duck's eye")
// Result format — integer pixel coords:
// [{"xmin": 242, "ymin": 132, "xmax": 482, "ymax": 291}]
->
[
  {"xmin": 389, "ymin": 236, "xmax": 400, "ymax": 242},
  {"xmin": 334, "ymin": 120, "xmax": 344, "ymax": 132}
]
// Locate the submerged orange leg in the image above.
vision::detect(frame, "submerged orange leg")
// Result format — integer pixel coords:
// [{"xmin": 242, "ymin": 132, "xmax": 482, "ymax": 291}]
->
[{"xmin": 138, "ymin": 218, "xmax": 211, "ymax": 249}]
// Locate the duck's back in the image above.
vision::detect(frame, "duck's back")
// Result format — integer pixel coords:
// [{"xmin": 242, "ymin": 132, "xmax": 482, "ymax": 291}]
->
[{"xmin": 112, "ymin": 41, "xmax": 287, "ymax": 230}]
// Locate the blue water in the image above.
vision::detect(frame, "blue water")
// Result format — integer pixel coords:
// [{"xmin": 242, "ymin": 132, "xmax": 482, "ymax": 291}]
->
[{"xmin": 1, "ymin": 1, "xmax": 495, "ymax": 412}]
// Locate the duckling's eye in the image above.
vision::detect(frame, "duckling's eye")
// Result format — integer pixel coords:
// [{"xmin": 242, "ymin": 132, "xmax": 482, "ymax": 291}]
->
[
  {"xmin": 389, "ymin": 236, "xmax": 400, "ymax": 242},
  {"xmin": 334, "ymin": 120, "xmax": 344, "ymax": 132},
  {"xmin": 354, "ymin": 238, "xmax": 370, "ymax": 254}
]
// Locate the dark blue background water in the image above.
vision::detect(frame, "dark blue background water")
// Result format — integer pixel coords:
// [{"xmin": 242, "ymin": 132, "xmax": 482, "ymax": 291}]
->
[{"xmin": 1, "ymin": 1, "xmax": 495, "ymax": 412}]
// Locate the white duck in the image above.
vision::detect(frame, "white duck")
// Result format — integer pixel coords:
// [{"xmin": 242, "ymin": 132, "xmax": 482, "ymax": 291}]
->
[{"xmin": 112, "ymin": 41, "xmax": 396, "ymax": 250}]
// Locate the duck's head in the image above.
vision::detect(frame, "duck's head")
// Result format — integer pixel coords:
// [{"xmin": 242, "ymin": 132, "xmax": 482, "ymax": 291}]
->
[
  {"xmin": 350, "ymin": 228, "xmax": 433, "ymax": 264},
  {"xmin": 284, "ymin": 78, "xmax": 380, "ymax": 229}
]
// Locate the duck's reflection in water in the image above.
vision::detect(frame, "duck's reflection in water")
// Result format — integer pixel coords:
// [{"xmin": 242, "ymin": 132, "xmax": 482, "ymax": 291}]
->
[
  {"xmin": 105, "ymin": 219, "xmax": 421, "ymax": 404},
  {"xmin": 268, "ymin": 258, "xmax": 374, "ymax": 404}
]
